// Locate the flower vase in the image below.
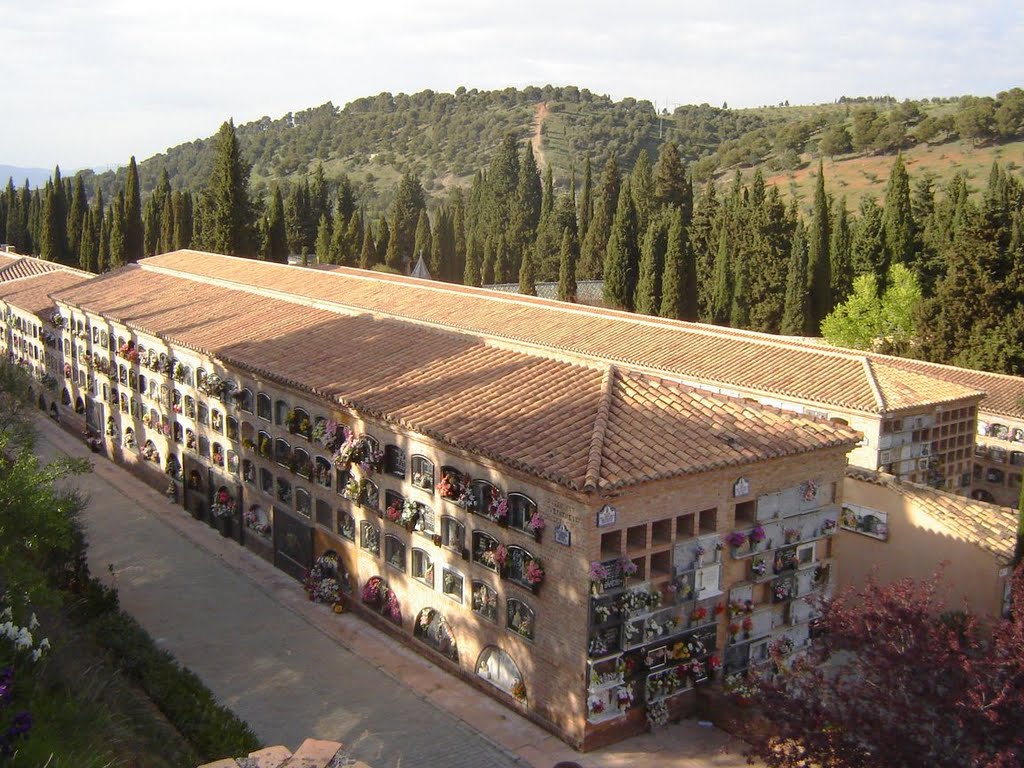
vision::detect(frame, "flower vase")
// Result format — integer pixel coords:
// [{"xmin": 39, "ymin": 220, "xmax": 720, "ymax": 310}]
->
[
  {"xmin": 591, "ymin": 582, "xmax": 601, "ymax": 596},
  {"xmin": 730, "ymin": 546, "xmax": 743, "ymax": 560}
]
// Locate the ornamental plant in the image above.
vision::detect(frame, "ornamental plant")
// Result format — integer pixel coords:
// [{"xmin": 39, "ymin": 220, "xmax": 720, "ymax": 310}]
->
[
  {"xmin": 725, "ymin": 531, "xmax": 747, "ymax": 548},
  {"xmin": 744, "ymin": 567, "xmax": 1024, "ymax": 768},
  {"xmin": 528, "ymin": 511, "xmax": 545, "ymax": 530},
  {"xmin": 617, "ymin": 556, "xmax": 638, "ymax": 576},
  {"xmin": 750, "ymin": 524, "xmax": 767, "ymax": 543},
  {"xmin": 525, "ymin": 559, "xmax": 544, "ymax": 585},
  {"xmin": 589, "ymin": 561, "xmax": 609, "ymax": 582}
]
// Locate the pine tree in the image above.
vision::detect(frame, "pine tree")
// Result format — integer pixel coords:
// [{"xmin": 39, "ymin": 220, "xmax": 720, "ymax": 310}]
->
[
  {"xmin": 123, "ymin": 156, "xmax": 144, "ymax": 262},
  {"xmin": 518, "ymin": 245, "xmax": 536, "ymax": 295},
  {"xmin": 806, "ymin": 161, "xmax": 832, "ymax": 328},
  {"xmin": 580, "ymin": 157, "xmax": 620, "ymax": 279},
  {"xmin": 882, "ymin": 154, "xmax": 915, "ymax": 268},
  {"xmin": 781, "ymin": 222, "xmax": 810, "ymax": 335},
  {"xmin": 557, "ymin": 227, "xmax": 578, "ymax": 303},
  {"xmin": 264, "ymin": 187, "xmax": 288, "ymax": 264},
  {"xmin": 315, "ymin": 213, "xmax": 333, "ymax": 263},
  {"xmin": 602, "ymin": 178, "xmax": 639, "ymax": 311},
  {"xmin": 200, "ymin": 122, "xmax": 256, "ymax": 257},
  {"xmin": 359, "ymin": 225, "xmax": 378, "ymax": 270},
  {"xmin": 634, "ymin": 213, "xmax": 668, "ymax": 315}
]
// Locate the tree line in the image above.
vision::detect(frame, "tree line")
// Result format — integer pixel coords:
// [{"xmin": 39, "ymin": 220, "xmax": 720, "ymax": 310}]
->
[{"xmin": 2, "ymin": 119, "xmax": 1023, "ymax": 376}]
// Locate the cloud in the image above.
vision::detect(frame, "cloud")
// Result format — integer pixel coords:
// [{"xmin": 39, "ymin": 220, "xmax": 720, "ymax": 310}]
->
[{"xmin": 0, "ymin": 0, "xmax": 1021, "ymax": 167}]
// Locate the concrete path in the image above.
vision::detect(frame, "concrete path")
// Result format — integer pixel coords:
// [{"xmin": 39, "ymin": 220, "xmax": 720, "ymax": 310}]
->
[{"xmin": 34, "ymin": 416, "xmax": 752, "ymax": 768}]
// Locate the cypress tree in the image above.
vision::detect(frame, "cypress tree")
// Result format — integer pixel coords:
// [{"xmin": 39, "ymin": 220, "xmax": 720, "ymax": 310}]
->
[
  {"xmin": 882, "ymin": 153, "xmax": 914, "ymax": 268},
  {"xmin": 806, "ymin": 161, "xmax": 832, "ymax": 328},
  {"xmin": 691, "ymin": 182, "xmax": 720, "ymax": 321},
  {"xmin": 781, "ymin": 222, "xmax": 810, "ymax": 335},
  {"xmin": 5, "ymin": 179, "xmax": 22, "ymax": 252},
  {"xmin": 631, "ymin": 149, "xmax": 655, "ymax": 237},
  {"xmin": 345, "ymin": 211, "xmax": 363, "ymax": 268},
  {"xmin": 452, "ymin": 198, "xmax": 467, "ymax": 284},
  {"xmin": 78, "ymin": 210, "xmax": 96, "ymax": 273},
  {"xmin": 602, "ymin": 178, "xmax": 639, "ymax": 311},
  {"xmin": 557, "ymin": 227, "xmax": 578, "ymax": 303},
  {"xmin": 285, "ymin": 181, "xmax": 311, "ymax": 255},
  {"xmin": 67, "ymin": 174, "xmax": 87, "ymax": 259},
  {"xmin": 329, "ymin": 204, "xmax": 349, "ymax": 264},
  {"xmin": 578, "ymin": 156, "xmax": 593, "ymax": 245},
  {"xmin": 159, "ymin": 195, "xmax": 175, "ymax": 254},
  {"xmin": 201, "ymin": 122, "xmax": 256, "ymax": 257},
  {"xmin": 265, "ymin": 187, "xmax": 288, "ymax": 264},
  {"xmin": 376, "ymin": 217, "xmax": 390, "ymax": 262},
  {"xmin": 430, "ymin": 207, "xmax": 451, "ymax": 280},
  {"xmin": 359, "ymin": 225, "xmax": 378, "ymax": 270},
  {"xmin": 464, "ymin": 232, "xmax": 482, "ymax": 287},
  {"xmin": 514, "ymin": 142, "xmax": 543, "ymax": 249},
  {"xmin": 653, "ymin": 141, "xmax": 691, "ymax": 218},
  {"xmin": 28, "ymin": 187, "xmax": 42, "ymax": 255},
  {"xmin": 660, "ymin": 207, "xmax": 696, "ymax": 320},
  {"xmin": 518, "ymin": 245, "xmax": 536, "ymax": 295},
  {"xmin": 108, "ymin": 198, "xmax": 126, "ymax": 269},
  {"xmin": 580, "ymin": 157, "xmax": 619, "ymax": 279},
  {"xmin": 541, "ymin": 165, "xmax": 554, "ymax": 218},
  {"xmin": 40, "ymin": 168, "xmax": 69, "ymax": 263},
  {"xmin": 314, "ymin": 213, "xmax": 332, "ymax": 264},
  {"xmin": 493, "ymin": 233, "xmax": 510, "ymax": 283},
  {"xmin": 829, "ymin": 199, "xmax": 853, "ymax": 303},
  {"xmin": 851, "ymin": 197, "xmax": 886, "ymax": 281},
  {"xmin": 123, "ymin": 156, "xmax": 144, "ymax": 262},
  {"xmin": 172, "ymin": 191, "xmax": 193, "ymax": 250},
  {"xmin": 634, "ymin": 213, "xmax": 668, "ymax": 315},
  {"xmin": 387, "ymin": 173, "xmax": 425, "ymax": 270},
  {"xmin": 710, "ymin": 229, "xmax": 733, "ymax": 325},
  {"xmin": 413, "ymin": 209, "xmax": 432, "ymax": 268},
  {"xmin": 481, "ymin": 237, "xmax": 494, "ymax": 285},
  {"xmin": 97, "ymin": 193, "xmax": 109, "ymax": 272}
]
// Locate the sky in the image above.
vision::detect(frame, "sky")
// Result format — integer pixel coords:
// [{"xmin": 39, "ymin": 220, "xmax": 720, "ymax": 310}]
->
[{"xmin": 2, "ymin": 0, "xmax": 1022, "ymax": 170}]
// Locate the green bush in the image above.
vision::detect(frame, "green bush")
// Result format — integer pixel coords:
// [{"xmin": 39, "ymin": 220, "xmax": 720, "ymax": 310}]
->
[{"xmin": 89, "ymin": 594, "xmax": 260, "ymax": 760}]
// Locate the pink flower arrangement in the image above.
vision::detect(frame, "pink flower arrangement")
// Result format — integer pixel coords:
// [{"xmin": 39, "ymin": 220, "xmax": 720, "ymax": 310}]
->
[
  {"xmin": 385, "ymin": 502, "xmax": 402, "ymax": 522},
  {"xmin": 589, "ymin": 561, "xmax": 609, "ymax": 582},
  {"xmin": 528, "ymin": 512, "xmax": 545, "ymax": 530},
  {"xmin": 525, "ymin": 559, "xmax": 545, "ymax": 585},
  {"xmin": 617, "ymin": 556, "xmax": 638, "ymax": 576},
  {"xmin": 493, "ymin": 544, "xmax": 508, "ymax": 569},
  {"xmin": 725, "ymin": 531, "xmax": 747, "ymax": 548},
  {"xmin": 750, "ymin": 524, "xmax": 766, "ymax": 543}
]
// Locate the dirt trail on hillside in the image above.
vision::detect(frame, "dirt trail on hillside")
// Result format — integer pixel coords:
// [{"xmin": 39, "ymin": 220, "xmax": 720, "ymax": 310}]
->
[{"xmin": 531, "ymin": 102, "xmax": 549, "ymax": 169}]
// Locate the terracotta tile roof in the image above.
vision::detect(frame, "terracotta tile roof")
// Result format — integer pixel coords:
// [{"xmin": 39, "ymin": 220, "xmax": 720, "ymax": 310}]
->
[
  {"xmin": 0, "ymin": 270, "xmax": 93, "ymax": 317},
  {"xmin": 847, "ymin": 467, "xmax": 1017, "ymax": 562},
  {"xmin": 0, "ymin": 252, "xmax": 20, "ymax": 267},
  {"xmin": 138, "ymin": 250, "xmax": 982, "ymax": 415},
  {"xmin": 0, "ymin": 255, "xmax": 73, "ymax": 283},
  {"xmin": 51, "ymin": 266, "xmax": 860, "ymax": 494}
]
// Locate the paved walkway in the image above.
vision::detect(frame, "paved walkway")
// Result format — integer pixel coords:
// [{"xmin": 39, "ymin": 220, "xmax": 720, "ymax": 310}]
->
[{"xmin": 35, "ymin": 416, "xmax": 752, "ymax": 768}]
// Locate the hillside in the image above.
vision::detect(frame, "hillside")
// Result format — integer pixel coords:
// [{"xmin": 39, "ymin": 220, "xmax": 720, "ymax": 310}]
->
[{"xmin": 66, "ymin": 86, "xmax": 1024, "ymax": 216}]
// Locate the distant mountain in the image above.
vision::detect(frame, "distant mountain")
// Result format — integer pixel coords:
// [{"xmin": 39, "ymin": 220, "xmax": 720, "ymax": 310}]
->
[{"xmin": 0, "ymin": 165, "xmax": 56, "ymax": 189}]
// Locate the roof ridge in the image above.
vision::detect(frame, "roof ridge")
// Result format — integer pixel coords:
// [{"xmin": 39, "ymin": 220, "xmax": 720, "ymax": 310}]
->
[
  {"xmin": 862, "ymin": 357, "xmax": 887, "ymax": 413},
  {"xmin": 584, "ymin": 365, "xmax": 617, "ymax": 493}
]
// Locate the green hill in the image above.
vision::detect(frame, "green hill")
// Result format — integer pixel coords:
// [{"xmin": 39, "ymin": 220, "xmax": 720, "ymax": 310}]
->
[{"xmin": 76, "ymin": 86, "xmax": 1024, "ymax": 216}]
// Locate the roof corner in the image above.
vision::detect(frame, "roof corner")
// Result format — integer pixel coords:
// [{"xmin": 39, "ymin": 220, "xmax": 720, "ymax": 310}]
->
[{"xmin": 583, "ymin": 365, "xmax": 617, "ymax": 493}]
